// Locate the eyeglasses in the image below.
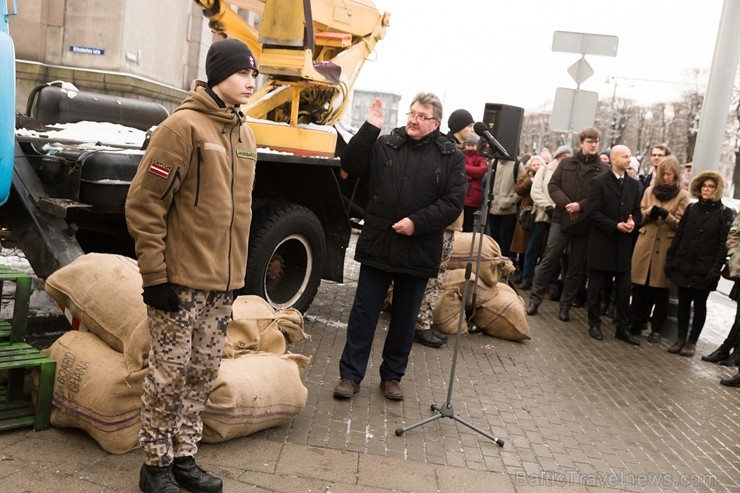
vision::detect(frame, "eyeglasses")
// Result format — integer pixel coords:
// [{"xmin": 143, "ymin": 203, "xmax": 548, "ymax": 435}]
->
[
  {"xmin": 701, "ymin": 183, "xmax": 716, "ymax": 189},
  {"xmin": 406, "ymin": 111, "xmax": 437, "ymax": 122},
  {"xmin": 651, "ymin": 153, "xmax": 665, "ymax": 157}
]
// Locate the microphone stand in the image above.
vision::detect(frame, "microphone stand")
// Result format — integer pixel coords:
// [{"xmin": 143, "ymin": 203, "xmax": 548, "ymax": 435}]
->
[{"xmin": 395, "ymin": 153, "xmax": 505, "ymax": 447}]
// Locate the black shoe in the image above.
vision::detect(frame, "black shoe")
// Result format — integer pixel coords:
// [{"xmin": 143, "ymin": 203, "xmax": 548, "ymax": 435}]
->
[
  {"xmin": 518, "ymin": 281, "xmax": 532, "ymax": 290},
  {"xmin": 526, "ymin": 301, "xmax": 539, "ymax": 315},
  {"xmin": 139, "ymin": 464, "xmax": 180, "ymax": 493},
  {"xmin": 589, "ymin": 326, "xmax": 603, "ymax": 341},
  {"xmin": 414, "ymin": 329, "xmax": 444, "ymax": 348},
  {"xmin": 720, "ymin": 372, "xmax": 740, "ymax": 387},
  {"xmin": 468, "ymin": 324, "xmax": 483, "ymax": 334},
  {"xmin": 615, "ymin": 328, "xmax": 641, "ymax": 346},
  {"xmin": 430, "ymin": 326, "xmax": 448, "ymax": 342},
  {"xmin": 647, "ymin": 331, "xmax": 662, "ymax": 344},
  {"xmin": 558, "ymin": 307, "xmax": 570, "ymax": 322},
  {"xmin": 719, "ymin": 351, "xmax": 740, "ymax": 367},
  {"xmin": 172, "ymin": 456, "xmax": 223, "ymax": 493},
  {"xmin": 701, "ymin": 347, "xmax": 731, "ymax": 363}
]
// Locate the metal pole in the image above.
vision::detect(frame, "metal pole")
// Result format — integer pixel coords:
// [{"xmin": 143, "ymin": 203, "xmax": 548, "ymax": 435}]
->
[{"xmin": 692, "ymin": 0, "xmax": 740, "ymax": 176}]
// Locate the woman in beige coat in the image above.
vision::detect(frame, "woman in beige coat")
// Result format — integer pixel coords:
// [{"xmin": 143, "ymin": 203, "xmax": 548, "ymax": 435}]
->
[{"xmin": 629, "ymin": 157, "xmax": 689, "ymax": 343}]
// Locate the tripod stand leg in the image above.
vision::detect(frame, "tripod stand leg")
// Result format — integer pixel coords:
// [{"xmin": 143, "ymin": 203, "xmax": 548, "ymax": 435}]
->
[
  {"xmin": 395, "ymin": 411, "xmax": 443, "ymax": 436},
  {"xmin": 449, "ymin": 415, "xmax": 505, "ymax": 447}
]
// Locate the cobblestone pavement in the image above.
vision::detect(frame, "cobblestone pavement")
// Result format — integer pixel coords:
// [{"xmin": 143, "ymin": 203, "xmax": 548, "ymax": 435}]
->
[
  {"xmin": 260, "ymin": 233, "xmax": 740, "ymax": 493},
  {"xmin": 1, "ymin": 233, "xmax": 739, "ymax": 492}
]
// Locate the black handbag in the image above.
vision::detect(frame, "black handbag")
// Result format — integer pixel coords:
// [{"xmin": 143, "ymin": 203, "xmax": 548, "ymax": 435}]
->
[{"xmin": 518, "ymin": 206, "xmax": 535, "ymax": 232}]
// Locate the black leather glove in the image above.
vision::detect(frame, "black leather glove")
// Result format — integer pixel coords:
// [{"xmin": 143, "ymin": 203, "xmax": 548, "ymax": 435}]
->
[
  {"xmin": 142, "ymin": 283, "xmax": 180, "ymax": 312},
  {"xmin": 649, "ymin": 205, "xmax": 661, "ymax": 221},
  {"xmin": 656, "ymin": 207, "xmax": 669, "ymax": 219},
  {"xmin": 544, "ymin": 205, "xmax": 554, "ymax": 219}
]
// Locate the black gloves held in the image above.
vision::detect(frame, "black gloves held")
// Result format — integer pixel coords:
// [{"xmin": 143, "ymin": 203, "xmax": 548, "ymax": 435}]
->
[
  {"xmin": 143, "ymin": 283, "xmax": 180, "ymax": 312},
  {"xmin": 544, "ymin": 205, "xmax": 554, "ymax": 219},
  {"xmin": 649, "ymin": 205, "xmax": 669, "ymax": 221}
]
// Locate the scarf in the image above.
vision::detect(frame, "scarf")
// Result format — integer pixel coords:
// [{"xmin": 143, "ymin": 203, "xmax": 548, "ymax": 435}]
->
[{"xmin": 652, "ymin": 184, "xmax": 680, "ymax": 202}]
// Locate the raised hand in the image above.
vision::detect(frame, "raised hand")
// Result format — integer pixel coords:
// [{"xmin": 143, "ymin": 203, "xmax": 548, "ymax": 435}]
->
[{"xmin": 367, "ymin": 98, "xmax": 385, "ymax": 129}]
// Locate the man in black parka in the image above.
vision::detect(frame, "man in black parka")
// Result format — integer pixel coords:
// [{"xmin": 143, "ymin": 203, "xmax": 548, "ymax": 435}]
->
[
  {"xmin": 334, "ymin": 93, "xmax": 466, "ymax": 401},
  {"xmin": 585, "ymin": 144, "xmax": 642, "ymax": 344}
]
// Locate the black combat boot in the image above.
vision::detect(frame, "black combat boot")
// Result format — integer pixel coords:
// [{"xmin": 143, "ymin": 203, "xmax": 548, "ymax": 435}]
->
[
  {"xmin": 172, "ymin": 456, "xmax": 223, "ymax": 493},
  {"xmin": 139, "ymin": 464, "xmax": 180, "ymax": 493}
]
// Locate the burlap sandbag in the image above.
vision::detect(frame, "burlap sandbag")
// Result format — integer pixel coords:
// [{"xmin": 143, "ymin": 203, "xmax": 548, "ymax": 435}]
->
[
  {"xmin": 44, "ymin": 253, "xmax": 150, "ymax": 372},
  {"xmin": 224, "ymin": 295, "xmax": 309, "ymax": 357},
  {"xmin": 432, "ymin": 288, "xmax": 466, "ymax": 335},
  {"xmin": 471, "ymin": 283, "xmax": 531, "ymax": 341},
  {"xmin": 447, "ymin": 232, "xmax": 516, "ymax": 287},
  {"xmin": 202, "ymin": 353, "xmax": 309, "ymax": 443},
  {"xmin": 42, "ymin": 330, "xmax": 145, "ymax": 454},
  {"xmin": 442, "ymin": 269, "xmax": 498, "ymax": 309}
]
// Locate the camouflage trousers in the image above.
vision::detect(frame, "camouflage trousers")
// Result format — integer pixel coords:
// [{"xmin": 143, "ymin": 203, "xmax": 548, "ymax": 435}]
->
[
  {"xmin": 416, "ymin": 229, "xmax": 455, "ymax": 331},
  {"xmin": 139, "ymin": 285, "xmax": 234, "ymax": 467}
]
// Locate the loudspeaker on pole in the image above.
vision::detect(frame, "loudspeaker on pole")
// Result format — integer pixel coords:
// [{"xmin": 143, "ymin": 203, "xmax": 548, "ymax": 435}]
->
[{"xmin": 482, "ymin": 103, "xmax": 524, "ymax": 160}]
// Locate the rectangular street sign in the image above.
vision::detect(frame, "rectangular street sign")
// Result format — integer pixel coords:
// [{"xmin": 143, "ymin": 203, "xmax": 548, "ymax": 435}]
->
[
  {"xmin": 552, "ymin": 31, "xmax": 618, "ymax": 57},
  {"xmin": 549, "ymin": 87, "xmax": 599, "ymax": 133}
]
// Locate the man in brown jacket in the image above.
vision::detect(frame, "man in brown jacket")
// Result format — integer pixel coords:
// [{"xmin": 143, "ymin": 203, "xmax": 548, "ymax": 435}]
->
[
  {"xmin": 126, "ymin": 38, "xmax": 258, "ymax": 493},
  {"xmin": 526, "ymin": 127, "xmax": 609, "ymax": 321}
]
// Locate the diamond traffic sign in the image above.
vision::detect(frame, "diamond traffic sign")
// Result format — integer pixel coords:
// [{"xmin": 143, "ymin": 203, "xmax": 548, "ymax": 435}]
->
[{"xmin": 567, "ymin": 58, "xmax": 594, "ymax": 85}]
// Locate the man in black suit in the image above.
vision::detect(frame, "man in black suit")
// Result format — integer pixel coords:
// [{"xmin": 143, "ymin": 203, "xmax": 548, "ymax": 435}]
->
[{"xmin": 585, "ymin": 145, "xmax": 642, "ymax": 344}]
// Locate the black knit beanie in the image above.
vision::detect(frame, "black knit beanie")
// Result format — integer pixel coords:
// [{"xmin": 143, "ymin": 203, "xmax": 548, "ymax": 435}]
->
[
  {"xmin": 447, "ymin": 109, "xmax": 474, "ymax": 134},
  {"xmin": 206, "ymin": 38, "xmax": 259, "ymax": 87}
]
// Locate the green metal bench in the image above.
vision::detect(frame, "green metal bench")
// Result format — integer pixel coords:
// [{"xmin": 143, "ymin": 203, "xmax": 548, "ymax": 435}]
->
[{"xmin": 0, "ymin": 264, "xmax": 56, "ymax": 431}]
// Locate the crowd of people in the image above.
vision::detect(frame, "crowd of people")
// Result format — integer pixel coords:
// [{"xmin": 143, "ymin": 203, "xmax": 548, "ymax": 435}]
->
[
  {"xmin": 494, "ymin": 129, "xmax": 739, "ymax": 388},
  {"xmin": 333, "ymin": 94, "xmax": 740, "ymax": 404}
]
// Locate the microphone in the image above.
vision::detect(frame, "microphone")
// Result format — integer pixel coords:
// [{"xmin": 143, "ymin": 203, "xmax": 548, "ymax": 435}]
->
[{"xmin": 473, "ymin": 122, "xmax": 510, "ymax": 159}]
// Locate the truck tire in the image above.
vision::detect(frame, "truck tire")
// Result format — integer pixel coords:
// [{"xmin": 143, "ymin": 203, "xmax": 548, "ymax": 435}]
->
[{"xmin": 243, "ymin": 201, "xmax": 325, "ymax": 313}]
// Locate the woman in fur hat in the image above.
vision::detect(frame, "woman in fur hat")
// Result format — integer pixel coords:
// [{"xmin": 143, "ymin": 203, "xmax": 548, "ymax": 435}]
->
[{"xmin": 664, "ymin": 170, "xmax": 735, "ymax": 356}]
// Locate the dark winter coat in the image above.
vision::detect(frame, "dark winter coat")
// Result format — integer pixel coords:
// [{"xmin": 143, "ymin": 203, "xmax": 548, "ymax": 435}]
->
[
  {"xmin": 586, "ymin": 171, "xmax": 642, "ymax": 273},
  {"xmin": 665, "ymin": 170, "xmax": 735, "ymax": 290},
  {"xmin": 341, "ymin": 122, "xmax": 466, "ymax": 278},
  {"xmin": 548, "ymin": 151, "xmax": 610, "ymax": 225}
]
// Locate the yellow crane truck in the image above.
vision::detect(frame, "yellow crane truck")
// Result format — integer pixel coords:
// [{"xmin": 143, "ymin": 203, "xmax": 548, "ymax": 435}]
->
[{"xmin": 1, "ymin": 0, "xmax": 389, "ymax": 313}]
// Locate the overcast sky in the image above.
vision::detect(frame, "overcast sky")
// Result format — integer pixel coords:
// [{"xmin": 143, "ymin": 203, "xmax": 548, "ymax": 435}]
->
[{"xmin": 353, "ymin": 0, "xmax": 728, "ymax": 127}]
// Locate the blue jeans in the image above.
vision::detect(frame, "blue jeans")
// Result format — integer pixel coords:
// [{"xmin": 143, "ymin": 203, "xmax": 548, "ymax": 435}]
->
[
  {"xmin": 339, "ymin": 264, "xmax": 428, "ymax": 383},
  {"xmin": 521, "ymin": 221, "xmax": 548, "ymax": 284}
]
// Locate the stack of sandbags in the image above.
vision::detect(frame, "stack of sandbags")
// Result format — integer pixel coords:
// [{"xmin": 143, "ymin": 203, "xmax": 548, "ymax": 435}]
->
[
  {"xmin": 42, "ymin": 253, "xmax": 310, "ymax": 454},
  {"xmin": 434, "ymin": 232, "xmax": 530, "ymax": 341},
  {"xmin": 43, "ymin": 254, "xmax": 151, "ymax": 453}
]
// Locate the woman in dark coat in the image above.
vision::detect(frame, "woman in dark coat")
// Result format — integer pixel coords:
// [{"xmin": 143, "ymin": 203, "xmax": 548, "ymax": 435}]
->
[{"xmin": 664, "ymin": 170, "xmax": 735, "ymax": 357}]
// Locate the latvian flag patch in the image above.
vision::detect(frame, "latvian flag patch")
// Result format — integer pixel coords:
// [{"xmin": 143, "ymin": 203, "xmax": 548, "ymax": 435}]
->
[{"xmin": 148, "ymin": 160, "xmax": 171, "ymax": 179}]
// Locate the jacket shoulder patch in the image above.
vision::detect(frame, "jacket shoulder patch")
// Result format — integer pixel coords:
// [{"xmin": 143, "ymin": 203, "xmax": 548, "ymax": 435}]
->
[
  {"xmin": 237, "ymin": 149, "xmax": 257, "ymax": 160},
  {"xmin": 147, "ymin": 160, "xmax": 171, "ymax": 179}
]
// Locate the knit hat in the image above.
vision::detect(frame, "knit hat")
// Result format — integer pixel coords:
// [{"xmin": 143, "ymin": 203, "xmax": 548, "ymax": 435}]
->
[
  {"xmin": 447, "ymin": 109, "xmax": 474, "ymax": 134},
  {"xmin": 465, "ymin": 134, "xmax": 479, "ymax": 146},
  {"xmin": 206, "ymin": 38, "xmax": 259, "ymax": 87},
  {"xmin": 553, "ymin": 145, "xmax": 572, "ymax": 159}
]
